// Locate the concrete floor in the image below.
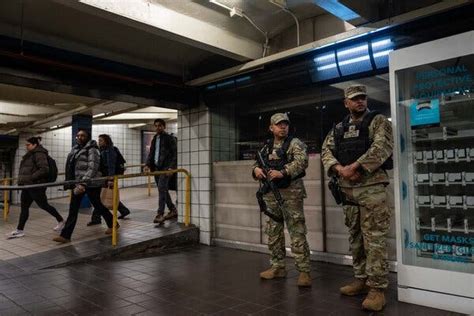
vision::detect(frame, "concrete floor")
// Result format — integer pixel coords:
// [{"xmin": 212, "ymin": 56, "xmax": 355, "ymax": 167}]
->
[
  {"xmin": 0, "ymin": 245, "xmax": 463, "ymax": 315},
  {"xmin": 0, "ymin": 187, "xmax": 174, "ymax": 260},
  {"xmin": 0, "ymin": 187, "xmax": 464, "ymax": 315}
]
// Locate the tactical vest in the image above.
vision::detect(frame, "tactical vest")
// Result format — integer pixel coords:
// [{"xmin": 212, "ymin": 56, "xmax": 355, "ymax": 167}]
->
[
  {"xmin": 263, "ymin": 136, "xmax": 306, "ymax": 188},
  {"xmin": 334, "ymin": 111, "xmax": 393, "ymax": 170}
]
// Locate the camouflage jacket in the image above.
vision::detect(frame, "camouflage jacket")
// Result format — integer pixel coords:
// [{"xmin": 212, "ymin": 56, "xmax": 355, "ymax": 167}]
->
[
  {"xmin": 321, "ymin": 111, "xmax": 393, "ymax": 188},
  {"xmin": 253, "ymin": 137, "xmax": 308, "ymax": 199}
]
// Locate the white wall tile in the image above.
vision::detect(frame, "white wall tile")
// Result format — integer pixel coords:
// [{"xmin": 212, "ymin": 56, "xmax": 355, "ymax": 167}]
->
[{"xmin": 199, "ymin": 151, "xmax": 210, "ymax": 164}]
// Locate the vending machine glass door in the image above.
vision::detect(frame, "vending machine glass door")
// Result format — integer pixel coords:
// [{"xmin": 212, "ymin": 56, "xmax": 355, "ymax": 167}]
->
[{"xmin": 395, "ymin": 54, "xmax": 474, "ymax": 274}]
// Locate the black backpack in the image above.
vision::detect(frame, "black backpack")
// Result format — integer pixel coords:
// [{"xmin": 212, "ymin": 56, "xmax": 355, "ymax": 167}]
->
[
  {"xmin": 114, "ymin": 147, "xmax": 126, "ymax": 175},
  {"xmin": 46, "ymin": 155, "xmax": 58, "ymax": 182}
]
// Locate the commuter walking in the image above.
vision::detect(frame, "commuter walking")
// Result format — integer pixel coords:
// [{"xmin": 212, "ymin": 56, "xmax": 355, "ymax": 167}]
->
[
  {"xmin": 144, "ymin": 119, "xmax": 178, "ymax": 224},
  {"xmin": 7, "ymin": 136, "xmax": 64, "ymax": 239},
  {"xmin": 253, "ymin": 113, "xmax": 312, "ymax": 287},
  {"xmin": 88, "ymin": 134, "xmax": 130, "ymax": 225},
  {"xmin": 53, "ymin": 129, "xmax": 116, "ymax": 243},
  {"xmin": 321, "ymin": 85, "xmax": 393, "ymax": 311}
]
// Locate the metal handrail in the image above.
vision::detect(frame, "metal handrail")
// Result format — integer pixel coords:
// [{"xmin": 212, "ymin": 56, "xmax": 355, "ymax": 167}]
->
[
  {"xmin": 0, "ymin": 169, "xmax": 191, "ymax": 247},
  {"xmin": 0, "ymin": 163, "xmax": 145, "ymax": 184},
  {"xmin": 0, "ymin": 163, "xmax": 153, "ymax": 220}
]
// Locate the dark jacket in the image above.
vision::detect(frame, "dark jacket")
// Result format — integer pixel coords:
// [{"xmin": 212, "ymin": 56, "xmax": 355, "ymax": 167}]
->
[
  {"xmin": 18, "ymin": 145, "xmax": 49, "ymax": 185},
  {"xmin": 65, "ymin": 140, "xmax": 102, "ymax": 188},
  {"xmin": 146, "ymin": 132, "xmax": 177, "ymax": 171},
  {"xmin": 99, "ymin": 145, "xmax": 125, "ymax": 176},
  {"xmin": 100, "ymin": 145, "xmax": 117, "ymax": 176}
]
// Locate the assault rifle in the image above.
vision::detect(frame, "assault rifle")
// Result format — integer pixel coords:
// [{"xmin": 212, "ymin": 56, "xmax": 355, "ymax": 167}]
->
[
  {"xmin": 328, "ymin": 176, "xmax": 344, "ymax": 205},
  {"xmin": 328, "ymin": 175, "xmax": 358, "ymax": 206},
  {"xmin": 255, "ymin": 149, "xmax": 284, "ymax": 223}
]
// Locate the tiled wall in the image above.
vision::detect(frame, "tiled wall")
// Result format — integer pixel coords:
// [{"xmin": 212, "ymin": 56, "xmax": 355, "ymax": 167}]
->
[
  {"xmin": 12, "ymin": 124, "xmax": 148, "ymax": 203},
  {"xmin": 210, "ymin": 105, "xmax": 237, "ymax": 162},
  {"xmin": 177, "ymin": 105, "xmax": 212, "ymax": 245}
]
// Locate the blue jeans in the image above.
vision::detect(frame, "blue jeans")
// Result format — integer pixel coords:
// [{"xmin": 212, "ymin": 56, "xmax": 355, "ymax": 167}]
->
[{"xmin": 154, "ymin": 175, "xmax": 176, "ymax": 215}]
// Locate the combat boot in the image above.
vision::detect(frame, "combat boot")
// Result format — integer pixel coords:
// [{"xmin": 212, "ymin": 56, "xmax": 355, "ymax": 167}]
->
[
  {"xmin": 297, "ymin": 272, "xmax": 312, "ymax": 287},
  {"xmin": 362, "ymin": 289, "xmax": 386, "ymax": 311},
  {"xmin": 260, "ymin": 267, "xmax": 287, "ymax": 280},
  {"xmin": 340, "ymin": 278, "xmax": 370, "ymax": 296}
]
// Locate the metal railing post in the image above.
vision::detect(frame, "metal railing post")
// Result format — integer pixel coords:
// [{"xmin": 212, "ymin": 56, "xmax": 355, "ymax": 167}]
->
[
  {"xmin": 112, "ymin": 176, "xmax": 119, "ymax": 247},
  {"xmin": 185, "ymin": 173, "xmax": 191, "ymax": 226},
  {"xmin": 1, "ymin": 168, "xmax": 191, "ymax": 246},
  {"xmin": 3, "ymin": 178, "xmax": 9, "ymax": 222},
  {"xmin": 148, "ymin": 175, "xmax": 151, "ymax": 197}
]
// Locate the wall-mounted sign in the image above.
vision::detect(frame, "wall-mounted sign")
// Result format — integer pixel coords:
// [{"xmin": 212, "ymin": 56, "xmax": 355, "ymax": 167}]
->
[{"xmin": 410, "ymin": 98, "xmax": 440, "ymax": 128}]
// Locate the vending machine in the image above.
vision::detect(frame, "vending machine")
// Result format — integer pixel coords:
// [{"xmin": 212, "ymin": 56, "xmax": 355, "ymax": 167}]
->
[{"xmin": 390, "ymin": 31, "xmax": 474, "ymax": 314}]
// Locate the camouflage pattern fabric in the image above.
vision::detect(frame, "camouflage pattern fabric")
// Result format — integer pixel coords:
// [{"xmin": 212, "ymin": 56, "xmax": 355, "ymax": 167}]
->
[
  {"xmin": 264, "ymin": 197, "xmax": 311, "ymax": 273},
  {"xmin": 254, "ymin": 136, "xmax": 310, "ymax": 272},
  {"xmin": 253, "ymin": 138, "xmax": 308, "ymax": 199},
  {"xmin": 321, "ymin": 110, "xmax": 393, "ymax": 289},
  {"xmin": 341, "ymin": 184, "xmax": 391, "ymax": 289},
  {"xmin": 321, "ymin": 112, "xmax": 393, "ymax": 188}
]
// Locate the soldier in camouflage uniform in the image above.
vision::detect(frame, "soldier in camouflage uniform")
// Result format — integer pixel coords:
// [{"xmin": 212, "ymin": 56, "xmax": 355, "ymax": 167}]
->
[
  {"xmin": 321, "ymin": 85, "xmax": 393, "ymax": 311},
  {"xmin": 253, "ymin": 113, "xmax": 312, "ymax": 287}
]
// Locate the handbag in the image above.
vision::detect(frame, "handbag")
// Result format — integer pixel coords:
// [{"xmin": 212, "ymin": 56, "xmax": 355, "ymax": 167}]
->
[{"xmin": 100, "ymin": 187, "xmax": 118, "ymax": 209}]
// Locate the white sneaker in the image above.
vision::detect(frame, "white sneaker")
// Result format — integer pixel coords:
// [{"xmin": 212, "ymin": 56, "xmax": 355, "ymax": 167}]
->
[
  {"xmin": 7, "ymin": 230, "xmax": 25, "ymax": 239},
  {"xmin": 53, "ymin": 221, "xmax": 65, "ymax": 232}
]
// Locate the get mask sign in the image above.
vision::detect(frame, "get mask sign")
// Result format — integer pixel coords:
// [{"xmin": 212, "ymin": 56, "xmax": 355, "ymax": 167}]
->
[{"xmin": 410, "ymin": 99, "xmax": 440, "ymax": 128}]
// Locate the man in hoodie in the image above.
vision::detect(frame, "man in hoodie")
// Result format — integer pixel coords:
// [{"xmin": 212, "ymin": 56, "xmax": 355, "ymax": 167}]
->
[{"xmin": 53, "ymin": 129, "xmax": 116, "ymax": 243}]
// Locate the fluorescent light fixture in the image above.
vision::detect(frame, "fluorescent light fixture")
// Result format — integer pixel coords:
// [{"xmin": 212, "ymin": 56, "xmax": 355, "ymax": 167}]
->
[
  {"xmin": 337, "ymin": 44, "xmax": 368, "ymax": 58},
  {"xmin": 338, "ymin": 55, "xmax": 370, "ymax": 66},
  {"xmin": 209, "ymin": 0, "xmax": 232, "ymax": 11},
  {"xmin": 235, "ymin": 76, "xmax": 251, "ymax": 83},
  {"xmin": 216, "ymin": 80, "xmax": 234, "ymax": 88},
  {"xmin": 314, "ymin": 53, "xmax": 335, "ymax": 63},
  {"xmin": 372, "ymin": 38, "xmax": 392, "ymax": 48},
  {"xmin": 373, "ymin": 49, "xmax": 393, "ymax": 58},
  {"xmin": 93, "ymin": 112, "xmax": 107, "ymax": 119},
  {"xmin": 317, "ymin": 63, "xmax": 337, "ymax": 71}
]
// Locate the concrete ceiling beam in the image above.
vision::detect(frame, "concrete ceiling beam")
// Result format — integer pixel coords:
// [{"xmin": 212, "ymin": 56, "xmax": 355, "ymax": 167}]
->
[
  {"xmin": 58, "ymin": 0, "xmax": 263, "ymax": 61},
  {"xmin": 0, "ymin": 101, "xmax": 61, "ymax": 116}
]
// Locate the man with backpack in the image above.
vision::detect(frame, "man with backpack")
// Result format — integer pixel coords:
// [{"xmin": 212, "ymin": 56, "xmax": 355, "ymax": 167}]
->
[
  {"xmin": 321, "ymin": 85, "xmax": 393, "ymax": 312},
  {"xmin": 88, "ymin": 134, "xmax": 130, "ymax": 226}
]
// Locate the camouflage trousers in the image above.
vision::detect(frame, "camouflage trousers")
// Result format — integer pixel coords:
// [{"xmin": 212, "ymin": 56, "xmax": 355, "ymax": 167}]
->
[
  {"xmin": 264, "ymin": 198, "xmax": 311, "ymax": 273},
  {"xmin": 342, "ymin": 184, "xmax": 391, "ymax": 289}
]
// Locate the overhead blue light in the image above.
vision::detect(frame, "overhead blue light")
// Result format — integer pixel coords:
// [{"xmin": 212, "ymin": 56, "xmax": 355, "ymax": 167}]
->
[
  {"xmin": 216, "ymin": 80, "xmax": 234, "ymax": 88},
  {"xmin": 317, "ymin": 63, "xmax": 337, "ymax": 71},
  {"xmin": 371, "ymin": 37, "xmax": 394, "ymax": 68},
  {"xmin": 314, "ymin": 53, "xmax": 335, "ymax": 63},
  {"xmin": 372, "ymin": 38, "xmax": 392, "ymax": 48},
  {"xmin": 373, "ymin": 49, "xmax": 393, "ymax": 58},
  {"xmin": 337, "ymin": 42, "xmax": 372, "ymax": 76},
  {"xmin": 312, "ymin": 52, "xmax": 339, "ymax": 81},
  {"xmin": 337, "ymin": 44, "xmax": 369, "ymax": 58},
  {"xmin": 311, "ymin": 36, "xmax": 394, "ymax": 83},
  {"xmin": 338, "ymin": 55, "xmax": 371, "ymax": 66},
  {"xmin": 313, "ymin": 0, "xmax": 360, "ymax": 21},
  {"xmin": 235, "ymin": 76, "xmax": 251, "ymax": 83}
]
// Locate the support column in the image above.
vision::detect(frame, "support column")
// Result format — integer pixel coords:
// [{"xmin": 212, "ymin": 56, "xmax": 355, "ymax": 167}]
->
[{"xmin": 177, "ymin": 104, "xmax": 212, "ymax": 245}]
